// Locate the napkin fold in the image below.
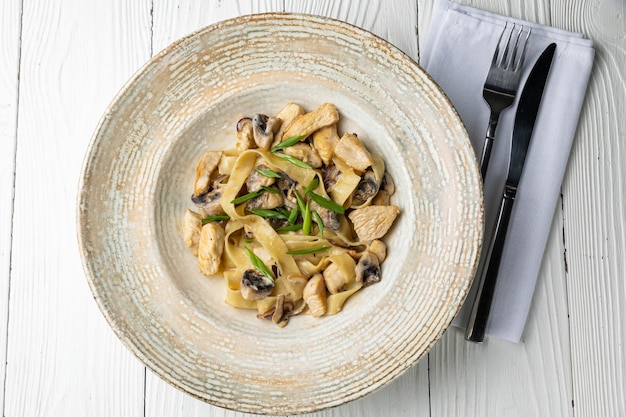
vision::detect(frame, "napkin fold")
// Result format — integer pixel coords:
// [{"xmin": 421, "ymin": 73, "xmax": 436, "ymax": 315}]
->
[{"xmin": 421, "ymin": 0, "xmax": 594, "ymax": 342}]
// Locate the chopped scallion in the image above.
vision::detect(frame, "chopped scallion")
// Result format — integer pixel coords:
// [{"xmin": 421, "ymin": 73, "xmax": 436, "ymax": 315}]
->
[
  {"xmin": 312, "ymin": 210, "xmax": 324, "ymax": 238},
  {"xmin": 270, "ymin": 135, "xmax": 306, "ymax": 152},
  {"xmin": 272, "ymin": 152, "xmax": 313, "ymax": 169},
  {"xmin": 243, "ymin": 247, "xmax": 274, "ymax": 282},
  {"xmin": 255, "ymin": 168, "xmax": 282, "ymax": 178},
  {"xmin": 201, "ymin": 214, "xmax": 230, "ymax": 224},
  {"xmin": 304, "ymin": 176, "xmax": 320, "ymax": 195},
  {"xmin": 261, "ymin": 185, "xmax": 280, "ymax": 194},
  {"xmin": 276, "ymin": 224, "xmax": 303, "ymax": 232},
  {"xmin": 231, "ymin": 190, "xmax": 263, "ymax": 205},
  {"xmin": 302, "ymin": 201, "xmax": 312, "ymax": 235},
  {"xmin": 246, "ymin": 208, "xmax": 289, "ymax": 219},
  {"xmin": 286, "ymin": 246, "xmax": 332, "ymax": 255},
  {"xmin": 307, "ymin": 191, "xmax": 345, "ymax": 214}
]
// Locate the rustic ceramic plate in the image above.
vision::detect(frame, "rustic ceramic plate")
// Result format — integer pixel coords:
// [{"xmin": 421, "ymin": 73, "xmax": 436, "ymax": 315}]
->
[{"xmin": 78, "ymin": 13, "xmax": 483, "ymax": 415}]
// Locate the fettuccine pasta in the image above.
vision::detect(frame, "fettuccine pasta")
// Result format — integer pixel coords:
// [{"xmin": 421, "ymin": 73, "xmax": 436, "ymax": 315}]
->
[{"xmin": 182, "ymin": 103, "xmax": 399, "ymax": 327}]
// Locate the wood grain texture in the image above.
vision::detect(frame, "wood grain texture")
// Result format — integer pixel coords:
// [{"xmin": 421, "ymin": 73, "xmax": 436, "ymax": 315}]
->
[
  {"xmin": 3, "ymin": 0, "xmax": 153, "ymax": 415},
  {"xmin": 552, "ymin": 1, "xmax": 626, "ymax": 416},
  {"xmin": 0, "ymin": 0, "xmax": 21, "ymax": 412},
  {"xmin": 418, "ymin": 1, "xmax": 574, "ymax": 416}
]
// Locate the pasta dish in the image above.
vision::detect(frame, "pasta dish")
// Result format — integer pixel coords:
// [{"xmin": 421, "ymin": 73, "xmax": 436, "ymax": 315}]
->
[{"xmin": 183, "ymin": 103, "xmax": 399, "ymax": 327}]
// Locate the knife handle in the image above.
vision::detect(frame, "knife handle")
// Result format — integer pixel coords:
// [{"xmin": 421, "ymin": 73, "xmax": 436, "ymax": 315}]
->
[{"xmin": 465, "ymin": 184, "xmax": 516, "ymax": 342}]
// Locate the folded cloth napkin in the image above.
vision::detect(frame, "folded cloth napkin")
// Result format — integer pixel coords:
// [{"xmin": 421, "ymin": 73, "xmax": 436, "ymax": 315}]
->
[{"xmin": 421, "ymin": 0, "xmax": 594, "ymax": 342}]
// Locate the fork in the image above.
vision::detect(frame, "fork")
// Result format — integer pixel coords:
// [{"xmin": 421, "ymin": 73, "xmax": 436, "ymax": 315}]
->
[{"xmin": 480, "ymin": 24, "xmax": 531, "ymax": 180}]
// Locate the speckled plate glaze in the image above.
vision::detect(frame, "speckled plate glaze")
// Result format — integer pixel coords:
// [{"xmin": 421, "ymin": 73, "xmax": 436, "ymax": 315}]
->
[{"xmin": 78, "ymin": 13, "xmax": 483, "ymax": 415}]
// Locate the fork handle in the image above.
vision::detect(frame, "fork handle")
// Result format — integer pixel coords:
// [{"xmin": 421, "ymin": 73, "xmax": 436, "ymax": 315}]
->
[{"xmin": 480, "ymin": 111, "xmax": 500, "ymax": 181}]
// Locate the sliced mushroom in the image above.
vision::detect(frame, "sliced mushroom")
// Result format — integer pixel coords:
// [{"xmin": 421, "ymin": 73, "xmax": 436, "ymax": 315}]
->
[
  {"xmin": 273, "ymin": 103, "xmax": 305, "ymax": 145},
  {"xmin": 322, "ymin": 163, "xmax": 340, "ymax": 191},
  {"xmin": 282, "ymin": 143, "xmax": 323, "ymax": 168},
  {"xmin": 191, "ymin": 188, "xmax": 225, "ymax": 216},
  {"xmin": 382, "ymin": 172, "xmax": 395, "ymax": 195},
  {"xmin": 276, "ymin": 173, "xmax": 297, "ymax": 209},
  {"xmin": 193, "ymin": 151, "xmax": 223, "ymax": 197},
  {"xmin": 252, "ymin": 114, "xmax": 280, "ymax": 150},
  {"xmin": 283, "ymin": 103, "xmax": 339, "ymax": 140},
  {"xmin": 348, "ymin": 205, "xmax": 400, "ymax": 242},
  {"xmin": 240, "ymin": 269, "xmax": 274, "ymax": 300},
  {"xmin": 333, "ymin": 133, "xmax": 373, "ymax": 172},
  {"xmin": 303, "ymin": 273, "xmax": 327, "ymax": 317},
  {"xmin": 246, "ymin": 188, "xmax": 284, "ymax": 210},
  {"xmin": 312, "ymin": 124, "xmax": 340, "ymax": 165},
  {"xmin": 315, "ymin": 205, "xmax": 341, "ymax": 231},
  {"xmin": 368, "ymin": 239, "xmax": 387, "ymax": 263},
  {"xmin": 372, "ymin": 190, "xmax": 391, "ymax": 206},
  {"xmin": 323, "ymin": 262, "xmax": 346, "ymax": 294},
  {"xmin": 197, "ymin": 222, "xmax": 225, "ymax": 276},
  {"xmin": 236, "ymin": 117, "xmax": 255, "ymax": 152},
  {"xmin": 355, "ymin": 251, "xmax": 381, "ymax": 287},
  {"xmin": 352, "ymin": 169, "xmax": 380, "ymax": 206},
  {"xmin": 246, "ymin": 164, "xmax": 275, "ymax": 192},
  {"xmin": 182, "ymin": 209, "xmax": 203, "ymax": 256}
]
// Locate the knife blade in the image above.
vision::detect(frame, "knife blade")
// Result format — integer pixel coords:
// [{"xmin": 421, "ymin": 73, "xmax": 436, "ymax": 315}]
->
[{"xmin": 465, "ymin": 43, "xmax": 557, "ymax": 342}]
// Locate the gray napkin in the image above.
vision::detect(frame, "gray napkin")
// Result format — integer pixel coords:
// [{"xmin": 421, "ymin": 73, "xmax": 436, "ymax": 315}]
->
[{"xmin": 421, "ymin": 0, "xmax": 594, "ymax": 342}]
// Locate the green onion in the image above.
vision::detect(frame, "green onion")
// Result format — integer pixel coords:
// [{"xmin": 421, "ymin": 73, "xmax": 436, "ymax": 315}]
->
[
  {"xmin": 304, "ymin": 176, "xmax": 320, "ymax": 195},
  {"xmin": 276, "ymin": 207, "xmax": 291, "ymax": 218},
  {"xmin": 201, "ymin": 214, "xmax": 230, "ymax": 224},
  {"xmin": 276, "ymin": 224, "xmax": 303, "ymax": 232},
  {"xmin": 312, "ymin": 210, "xmax": 324, "ymax": 238},
  {"xmin": 243, "ymin": 247, "xmax": 274, "ymax": 282},
  {"xmin": 287, "ymin": 205, "xmax": 299, "ymax": 224},
  {"xmin": 272, "ymin": 152, "xmax": 313, "ymax": 169},
  {"xmin": 261, "ymin": 185, "xmax": 280, "ymax": 194},
  {"xmin": 243, "ymin": 237, "xmax": 254, "ymax": 244},
  {"xmin": 286, "ymin": 246, "xmax": 332, "ymax": 255},
  {"xmin": 255, "ymin": 168, "xmax": 282, "ymax": 178},
  {"xmin": 246, "ymin": 208, "xmax": 289, "ymax": 219},
  {"xmin": 302, "ymin": 201, "xmax": 312, "ymax": 235},
  {"xmin": 294, "ymin": 189, "xmax": 307, "ymax": 215},
  {"xmin": 270, "ymin": 135, "xmax": 306, "ymax": 152},
  {"xmin": 307, "ymin": 191, "xmax": 345, "ymax": 214},
  {"xmin": 231, "ymin": 190, "xmax": 263, "ymax": 205}
]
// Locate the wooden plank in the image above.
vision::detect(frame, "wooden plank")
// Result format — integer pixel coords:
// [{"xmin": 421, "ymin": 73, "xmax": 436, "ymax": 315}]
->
[
  {"xmin": 3, "ymin": 0, "xmax": 152, "ymax": 415},
  {"xmin": 418, "ymin": 1, "xmax": 573, "ymax": 416},
  {"xmin": 0, "ymin": 0, "xmax": 21, "ymax": 411},
  {"xmin": 552, "ymin": 1, "xmax": 626, "ymax": 415}
]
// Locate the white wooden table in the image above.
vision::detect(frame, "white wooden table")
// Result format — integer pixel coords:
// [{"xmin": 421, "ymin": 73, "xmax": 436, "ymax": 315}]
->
[{"xmin": 1, "ymin": 1, "xmax": 624, "ymax": 416}]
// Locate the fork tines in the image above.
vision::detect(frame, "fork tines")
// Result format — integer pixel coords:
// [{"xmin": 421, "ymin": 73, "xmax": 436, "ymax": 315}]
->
[{"xmin": 493, "ymin": 23, "xmax": 531, "ymax": 74}]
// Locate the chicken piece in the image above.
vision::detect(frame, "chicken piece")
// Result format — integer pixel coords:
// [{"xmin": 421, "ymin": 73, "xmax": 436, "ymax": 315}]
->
[
  {"xmin": 333, "ymin": 133, "xmax": 373, "ymax": 172},
  {"xmin": 303, "ymin": 273, "xmax": 327, "ymax": 317},
  {"xmin": 312, "ymin": 124, "xmax": 340, "ymax": 165},
  {"xmin": 282, "ymin": 103, "xmax": 339, "ymax": 140},
  {"xmin": 246, "ymin": 189, "xmax": 284, "ymax": 210},
  {"xmin": 322, "ymin": 262, "xmax": 346, "ymax": 294},
  {"xmin": 182, "ymin": 209, "xmax": 203, "ymax": 256},
  {"xmin": 246, "ymin": 164, "xmax": 276, "ymax": 192},
  {"xmin": 193, "ymin": 151, "xmax": 223, "ymax": 196},
  {"xmin": 348, "ymin": 205, "xmax": 400, "ymax": 242},
  {"xmin": 273, "ymin": 103, "xmax": 305, "ymax": 146},
  {"xmin": 236, "ymin": 118, "xmax": 255, "ymax": 152},
  {"xmin": 197, "ymin": 222, "xmax": 225, "ymax": 276},
  {"xmin": 282, "ymin": 143, "xmax": 323, "ymax": 168},
  {"xmin": 368, "ymin": 239, "xmax": 387, "ymax": 263}
]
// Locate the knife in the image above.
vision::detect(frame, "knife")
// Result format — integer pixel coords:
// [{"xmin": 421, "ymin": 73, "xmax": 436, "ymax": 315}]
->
[{"xmin": 465, "ymin": 43, "xmax": 557, "ymax": 343}]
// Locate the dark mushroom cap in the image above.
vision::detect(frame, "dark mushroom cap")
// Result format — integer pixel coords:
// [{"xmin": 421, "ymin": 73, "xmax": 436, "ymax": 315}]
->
[
  {"xmin": 352, "ymin": 169, "xmax": 380, "ymax": 206},
  {"xmin": 356, "ymin": 251, "xmax": 381, "ymax": 287},
  {"xmin": 241, "ymin": 269, "xmax": 274, "ymax": 300},
  {"xmin": 236, "ymin": 117, "xmax": 252, "ymax": 132}
]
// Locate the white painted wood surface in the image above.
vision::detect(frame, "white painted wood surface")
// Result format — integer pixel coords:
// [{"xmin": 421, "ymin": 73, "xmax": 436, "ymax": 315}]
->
[{"xmin": 1, "ymin": 1, "xmax": 623, "ymax": 416}]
